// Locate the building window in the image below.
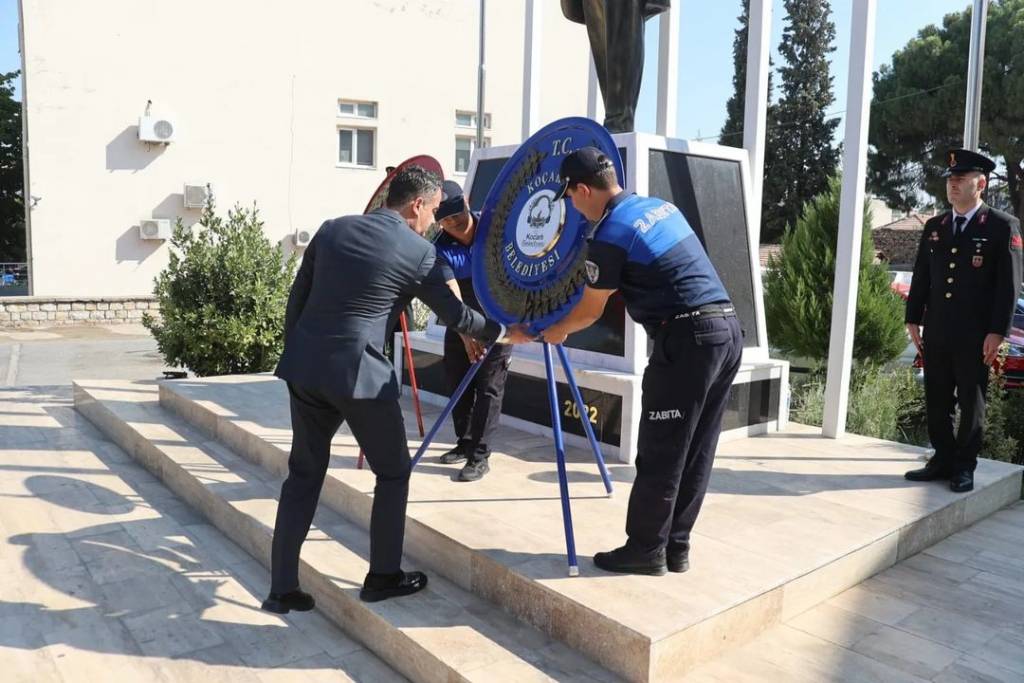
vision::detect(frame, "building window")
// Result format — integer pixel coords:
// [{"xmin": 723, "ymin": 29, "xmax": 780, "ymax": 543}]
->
[
  {"xmin": 455, "ymin": 135, "xmax": 490, "ymax": 174},
  {"xmin": 455, "ymin": 110, "xmax": 491, "ymax": 130},
  {"xmin": 338, "ymin": 99, "xmax": 378, "ymax": 119},
  {"xmin": 339, "ymin": 128, "xmax": 375, "ymax": 167}
]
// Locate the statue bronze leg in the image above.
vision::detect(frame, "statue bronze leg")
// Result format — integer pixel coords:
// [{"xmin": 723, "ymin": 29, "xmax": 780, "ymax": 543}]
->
[{"xmin": 581, "ymin": 0, "xmax": 647, "ymax": 133}]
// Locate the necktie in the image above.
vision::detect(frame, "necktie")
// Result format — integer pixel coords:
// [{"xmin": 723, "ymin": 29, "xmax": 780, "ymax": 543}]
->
[{"xmin": 954, "ymin": 216, "xmax": 966, "ymax": 237}]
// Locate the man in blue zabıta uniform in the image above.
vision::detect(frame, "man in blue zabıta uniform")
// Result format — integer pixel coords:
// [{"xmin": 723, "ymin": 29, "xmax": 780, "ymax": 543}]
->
[
  {"xmin": 541, "ymin": 147, "xmax": 743, "ymax": 576},
  {"xmin": 433, "ymin": 180, "xmax": 514, "ymax": 482}
]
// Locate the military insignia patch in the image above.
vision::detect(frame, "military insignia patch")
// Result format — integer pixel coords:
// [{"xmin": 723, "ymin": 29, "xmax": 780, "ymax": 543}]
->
[
  {"xmin": 585, "ymin": 260, "xmax": 600, "ymax": 284},
  {"xmin": 949, "ymin": 151, "xmax": 956, "ymax": 167},
  {"xmin": 972, "ymin": 255, "xmax": 984, "ymax": 267},
  {"xmin": 1012, "ymin": 234, "xmax": 1023, "ymax": 250}
]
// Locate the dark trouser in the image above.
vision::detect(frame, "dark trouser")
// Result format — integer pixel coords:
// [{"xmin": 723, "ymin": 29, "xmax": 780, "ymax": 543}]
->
[
  {"xmin": 442, "ymin": 329, "xmax": 512, "ymax": 460},
  {"xmin": 625, "ymin": 315, "xmax": 743, "ymax": 555},
  {"xmin": 580, "ymin": 0, "xmax": 647, "ymax": 133},
  {"xmin": 923, "ymin": 338, "xmax": 989, "ymax": 473},
  {"xmin": 270, "ymin": 383, "xmax": 411, "ymax": 593}
]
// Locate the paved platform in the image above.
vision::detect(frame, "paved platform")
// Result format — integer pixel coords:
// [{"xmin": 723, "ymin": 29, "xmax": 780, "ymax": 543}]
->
[
  {"xmin": 73, "ymin": 376, "xmax": 1022, "ymax": 682},
  {"xmin": 685, "ymin": 502, "xmax": 1024, "ymax": 682},
  {"xmin": 0, "ymin": 386, "xmax": 402, "ymax": 682}
]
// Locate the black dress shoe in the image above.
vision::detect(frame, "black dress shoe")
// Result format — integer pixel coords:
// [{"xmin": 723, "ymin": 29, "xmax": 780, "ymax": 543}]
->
[
  {"xmin": 360, "ymin": 570, "xmax": 428, "ymax": 603},
  {"xmin": 593, "ymin": 545, "xmax": 667, "ymax": 576},
  {"xmin": 950, "ymin": 470, "xmax": 974, "ymax": 493},
  {"xmin": 261, "ymin": 589, "xmax": 315, "ymax": 614},
  {"xmin": 905, "ymin": 461, "xmax": 952, "ymax": 482},
  {"xmin": 440, "ymin": 440, "xmax": 470, "ymax": 465},
  {"xmin": 667, "ymin": 549, "xmax": 690, "ymax": 573}
]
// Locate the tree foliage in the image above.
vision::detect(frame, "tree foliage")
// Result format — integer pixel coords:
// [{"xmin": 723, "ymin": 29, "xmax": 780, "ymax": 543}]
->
[
  {"xmin": 764, "ymin": 176, "xmax": 906, "ymax": 365},
  {"xmin": 869, "ymin": 0, "xmax": 1024, "ymax": 216},
  {"xmin": 0, "ymin": 71, "xmax": 24, "ymax": 262},
  {"xmin": 144, "ymin": 198, "xmax": 297, "ymax": 377},
  {"xmin": 761, "ymin": 0, "xmax": 841, "ymax": 243}
]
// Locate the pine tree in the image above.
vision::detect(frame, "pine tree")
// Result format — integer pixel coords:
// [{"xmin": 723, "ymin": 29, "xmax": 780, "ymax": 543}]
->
[
  {"xmin": 719, "ymin": 0, "xmax": 775, "ymax": 148},
  {"xmin": 764, "ymin": 176, "xmax": 905, "ymax": 366},
  {"xmin": 763, "ymin": 0, "xmax": 840, "ymax": 243}
]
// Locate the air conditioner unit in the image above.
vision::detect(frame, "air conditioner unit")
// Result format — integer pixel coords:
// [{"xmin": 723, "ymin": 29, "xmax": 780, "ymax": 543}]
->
[
  {"xmin": 139, "ymin": 115, "xmax": 175, "ymax": 143},
  {"xmin": 139, "ymin": 219, "xmax": 171, "ymax": 240},
  {"xmin": 294, "ymin": 227, "xmax": 313, "ymax": 248},
  {"xmin": 183, "ymin": 183, "xmax": 210, "ymax": 209}
]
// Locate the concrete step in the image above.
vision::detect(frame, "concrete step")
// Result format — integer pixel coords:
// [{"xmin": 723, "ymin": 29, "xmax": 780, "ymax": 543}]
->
[
  {"xmin": 78, "ymin": 376, "xmax": 1024, "ymax": 683},
  {"xmin": 73, "ymin": 380, "xmax": 620, "ymax": 683}
]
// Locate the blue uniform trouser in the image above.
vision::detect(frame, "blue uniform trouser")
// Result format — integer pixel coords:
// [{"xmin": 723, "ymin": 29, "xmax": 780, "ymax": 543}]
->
[{"xmin": 625, "ymin": 315, "xmax": 743, "ymax": 555}]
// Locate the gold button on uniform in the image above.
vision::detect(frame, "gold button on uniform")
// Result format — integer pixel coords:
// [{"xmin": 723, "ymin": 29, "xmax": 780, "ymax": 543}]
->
[
  {"xmin": 945, "ymin": 293, "xmax": 952, "ymax": 299},
  {"xmin": 949, "ymin": 263, "xmax": 956, "ymax": 269},
  {"xmin": 951, "ymin": 248, "xmax": 958, "ymax": 254},
  {"xmin": 947, "ymin": 277, "xmax": 954, "ymax": 283}
]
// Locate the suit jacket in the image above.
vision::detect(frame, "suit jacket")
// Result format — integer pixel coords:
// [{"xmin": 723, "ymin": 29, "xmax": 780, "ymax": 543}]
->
[
  {"xmin": 275, "ymin": 208, "xmax": 502, "ymax": 401},
  {"xmin": 906, "ymin": 203, "xmax": 1023, "ymax": 347}
]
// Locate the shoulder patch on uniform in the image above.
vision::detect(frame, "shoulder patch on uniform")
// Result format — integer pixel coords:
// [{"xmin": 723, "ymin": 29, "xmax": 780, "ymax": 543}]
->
[
  {"xmin": 585, "ymin": 260, "xmax": 600, "ymax": 284},
  {"xmin": 1011, "ymin": 234, "xmax": 1022, "ymax": 250}
]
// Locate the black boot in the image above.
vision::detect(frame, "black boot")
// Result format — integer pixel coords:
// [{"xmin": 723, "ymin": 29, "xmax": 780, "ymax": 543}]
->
[
  {"xmin": 359, "ymin": 570, "xmax": 428, "ymax": 603},
  {"xmin": 261, "ymin": 589, "xmax": 315, "ymax": 614},
  {"xmin": 593, "ymin": 545, "xmax": 667, "ymax": 576}
]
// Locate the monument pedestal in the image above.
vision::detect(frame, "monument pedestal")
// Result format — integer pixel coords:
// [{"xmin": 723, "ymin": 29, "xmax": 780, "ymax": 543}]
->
[
  {"xmin": 410, "ymin": 131, "xmax": 789, "ymax": 463},
  {"xmin": 398, "ymin": 330, "xmax": 788, "ymax": 463}
]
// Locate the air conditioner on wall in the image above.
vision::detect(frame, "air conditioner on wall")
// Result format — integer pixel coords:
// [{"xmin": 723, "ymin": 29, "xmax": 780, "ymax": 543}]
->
[
  {"xmin": 294, "ymin": 228, "xmax": 312, "ymax": 248},
  {"xmin": 139, "ymin": 219, "xmax": 171, "ymax": 240},
  {"xmin": 183, "ymin": 183, "xmax": 210, "ymax": 209},
  {"xmin": 139, "ymin": 115, "xmax": 175, "ymax": 143}
]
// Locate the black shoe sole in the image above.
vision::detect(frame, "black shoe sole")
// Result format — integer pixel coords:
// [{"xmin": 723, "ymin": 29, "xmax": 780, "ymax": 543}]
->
[
  {"xmin": 261, "ymin": 597, "xmax": 315, "ymax": 614},
  {"xmin": 440, "ymin": 455, "xmax": 468, "ymax": 465},
  {"xmin": 360, "ymin": 575, "xmax": 429, "ymax": 603},
  {"xmin": 359, "ymin": 584, "xmax": 427, "ymax": 602},
  {"xmin": 904, "ymin": 472, "xmax": 952, "ymax": 482},
  {"xmin": 950, "ymin": 483, "xmax": 974, "ymax": 493},
  {"xmin": 593, "ymin": 559, "xmax": 667, "ymax": 576}
]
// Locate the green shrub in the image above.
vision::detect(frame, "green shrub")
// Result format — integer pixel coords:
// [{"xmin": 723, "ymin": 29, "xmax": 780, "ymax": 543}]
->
[
  {"xmin": 984, "ymin": 359, "xmax": 1023, "ymax": 465},
  {"xmin": 765, "ymin": 176, "xmax": 906, "ymax": 367},
  {"xmin": 791, "ymin": 365, "xmax": 927, "ymax": 444},
  {"xmin": 143, "ymin": 198, "xmax": 297, "ymax": 376}
]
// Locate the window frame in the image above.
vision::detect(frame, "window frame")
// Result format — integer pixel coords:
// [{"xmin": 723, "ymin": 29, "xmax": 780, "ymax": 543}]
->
[{"xmin": 337, "ymin": 126, "xmax": 377, "ymax": 169}]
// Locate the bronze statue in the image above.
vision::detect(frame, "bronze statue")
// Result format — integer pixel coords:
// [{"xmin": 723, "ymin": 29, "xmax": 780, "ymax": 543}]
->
[{"xmin": 561, "ymin": 0, "xmax": 670, "ymax": 133}]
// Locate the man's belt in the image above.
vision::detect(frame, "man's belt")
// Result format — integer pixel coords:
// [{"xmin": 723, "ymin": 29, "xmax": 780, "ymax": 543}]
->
[{"xmin": 665, "ymin": 303, "xmax": 736, "ymax": 324}]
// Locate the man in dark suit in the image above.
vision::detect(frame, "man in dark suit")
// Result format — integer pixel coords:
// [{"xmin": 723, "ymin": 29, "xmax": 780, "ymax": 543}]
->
[
  {"xmin": 905, "ymin": 149, "xmax": 1023, "ymax": 493},
  {"xmin": 262, "ymin": 166, "xmax": 522, "ymax": 612}
]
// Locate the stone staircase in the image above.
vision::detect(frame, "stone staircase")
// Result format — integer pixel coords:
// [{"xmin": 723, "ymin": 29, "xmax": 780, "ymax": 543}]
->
[{"xmin": 73, "ymin": 376, "xmax": 1023, "ymax": 682}]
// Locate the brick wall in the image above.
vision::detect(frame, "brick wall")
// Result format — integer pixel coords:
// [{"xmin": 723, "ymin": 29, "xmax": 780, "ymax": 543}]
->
[
  {"xmin": 0, "ymin": 297, "xmax": 160, "ymax": 328},
  {"xmin": 873, "ymin": 229, "xmax": 922, "ymax": 270}
]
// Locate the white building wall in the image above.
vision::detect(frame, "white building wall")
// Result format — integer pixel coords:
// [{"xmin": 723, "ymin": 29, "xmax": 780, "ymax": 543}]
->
[{"xmin": 20, "ymin": 0, "xmax": 591, "ymax": 297}]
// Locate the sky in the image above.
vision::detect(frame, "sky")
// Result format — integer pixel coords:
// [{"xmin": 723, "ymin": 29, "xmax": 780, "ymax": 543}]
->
[
  {"xmin": 635, "ymin": 0, "xmax": 973, "ymax": 141},
  {"xmin": 0, "ymin": 0, "xmax": 974, "ymax": 139}
]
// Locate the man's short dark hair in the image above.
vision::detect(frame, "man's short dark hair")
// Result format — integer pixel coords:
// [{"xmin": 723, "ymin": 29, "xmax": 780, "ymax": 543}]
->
[
  {"xmin": 385, "ymin": 166, "xmax": 442, "ymax": 208},
  {"xmin": 574, "ymin": 166, "xmax": 618, "ymax": 192}
]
